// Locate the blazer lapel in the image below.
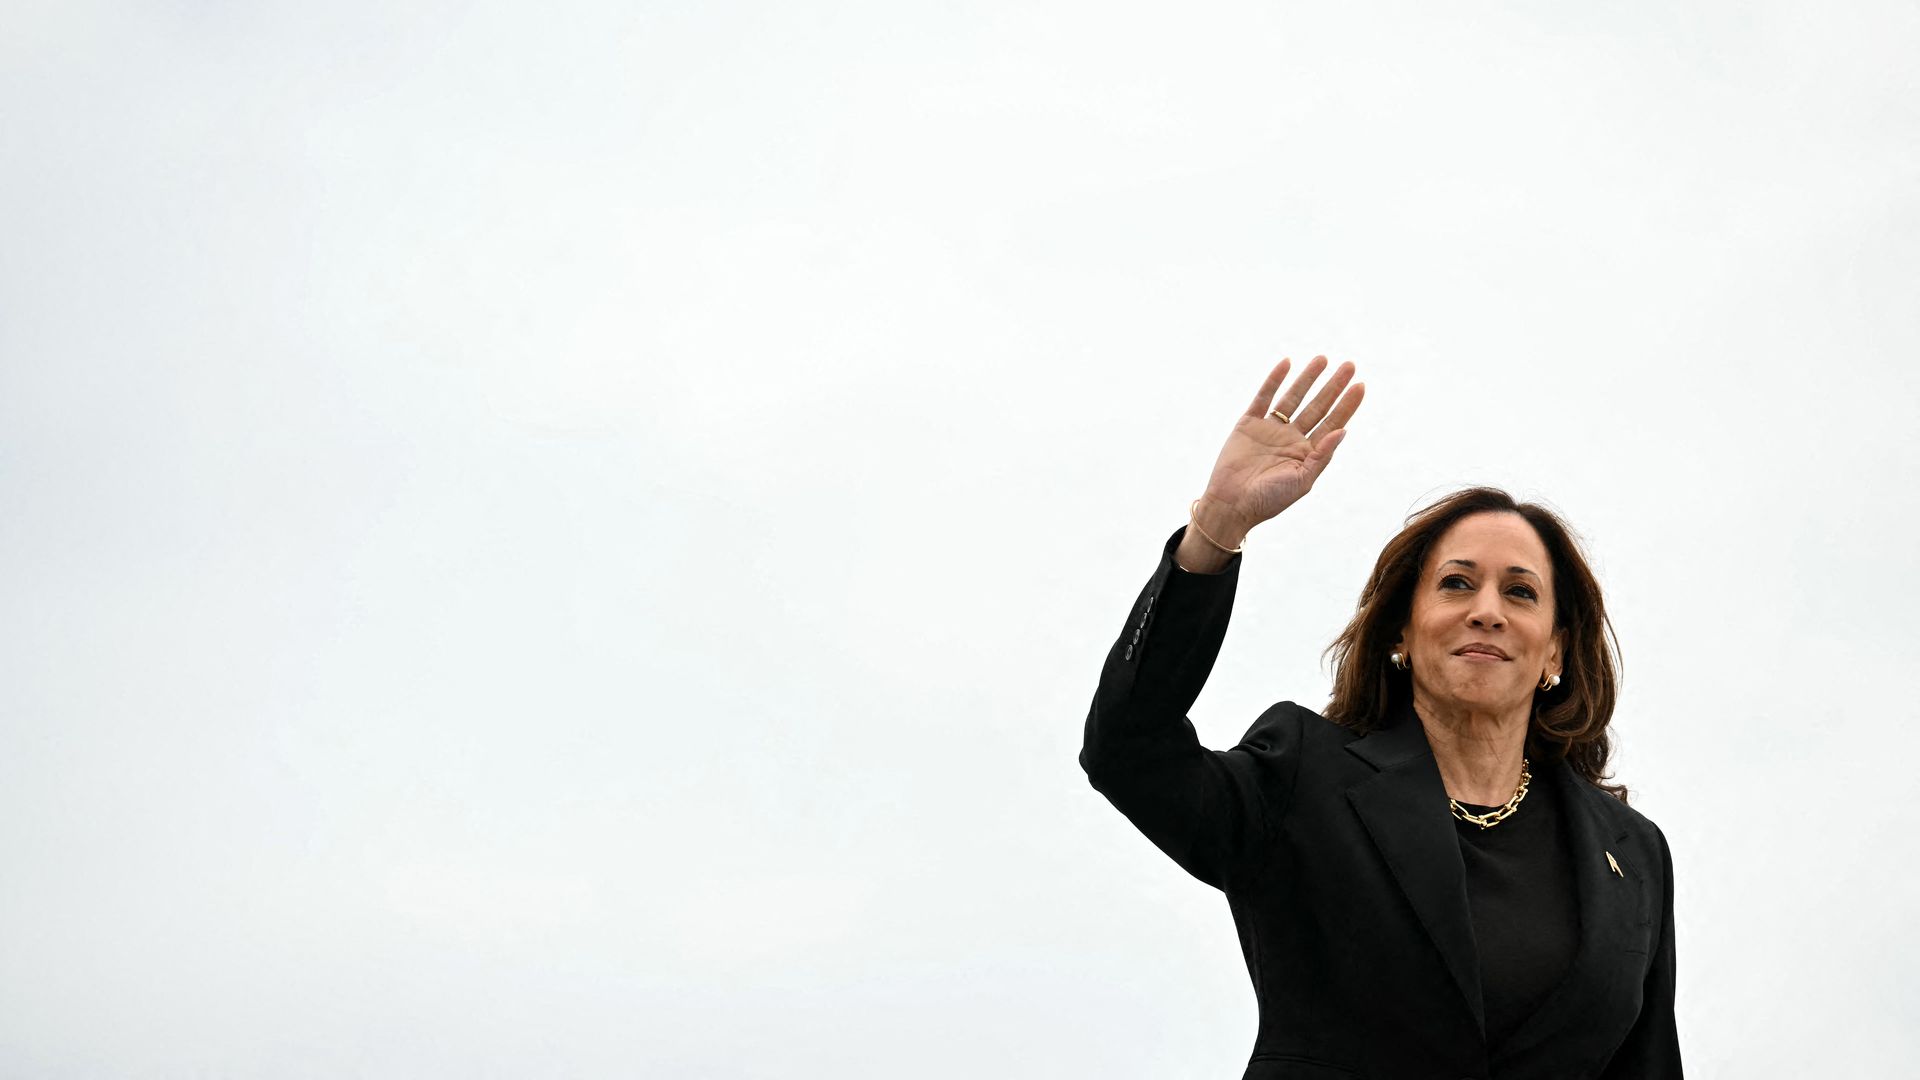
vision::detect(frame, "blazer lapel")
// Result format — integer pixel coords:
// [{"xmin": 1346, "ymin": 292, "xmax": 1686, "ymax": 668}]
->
[
  {"xmin": 1343, "ymin": 705, "xmax": 1486, "ymax": 1039},
  {"xmin": 1491, "ymin": 756, "xmax": 1654, "ymax": 1068}
]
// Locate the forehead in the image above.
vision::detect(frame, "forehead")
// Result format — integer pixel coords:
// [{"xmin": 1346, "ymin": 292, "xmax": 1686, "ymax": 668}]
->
[{"xmin": 1425, "ymin": 512, "xmax": 1552, "ymax": 577}]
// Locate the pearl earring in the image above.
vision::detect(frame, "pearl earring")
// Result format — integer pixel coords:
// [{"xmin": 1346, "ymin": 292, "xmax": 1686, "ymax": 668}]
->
[
  {"xmin": 1389, "ymin": 651, "xmax": 1407, "ymax": 671},
  {"xmin": 1539, "ymin": 672, "xmax": 1561, "ymax": 691}
]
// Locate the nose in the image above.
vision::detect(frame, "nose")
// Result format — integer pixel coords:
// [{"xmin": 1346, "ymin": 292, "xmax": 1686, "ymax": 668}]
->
[{"xmin": 1468, "ymin": 584, "xmax": 1506, "ymax": 630}]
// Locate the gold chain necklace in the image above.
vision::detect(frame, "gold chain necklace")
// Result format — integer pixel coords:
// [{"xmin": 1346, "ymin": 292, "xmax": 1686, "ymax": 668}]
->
[{"xmin": 1448, "ymin": 757, "xmax": 1531, "ymax": 829}]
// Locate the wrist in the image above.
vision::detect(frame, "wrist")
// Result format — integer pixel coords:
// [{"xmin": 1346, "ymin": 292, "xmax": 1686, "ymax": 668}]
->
[{"xmin": 1191, "ymin": 496, "xmax": 1252, "ymax": 550}]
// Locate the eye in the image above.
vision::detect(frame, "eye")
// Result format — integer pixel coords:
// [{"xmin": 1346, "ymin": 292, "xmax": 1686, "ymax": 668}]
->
[{"xmin": 1442, "ymin": 574, "xmax": 1537, "ymax": 601}]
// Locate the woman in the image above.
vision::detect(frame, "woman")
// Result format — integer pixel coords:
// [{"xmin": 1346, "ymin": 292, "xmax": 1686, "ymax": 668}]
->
[{"xmin": 1080, "ymin": 357, "xmax": 1680, "ymax": 1079}]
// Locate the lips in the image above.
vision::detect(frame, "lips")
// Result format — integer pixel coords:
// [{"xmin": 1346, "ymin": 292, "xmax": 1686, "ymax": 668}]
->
[{"xmin": 1454, "ymin": 644, "xmax": 1510, "ymax": 660}]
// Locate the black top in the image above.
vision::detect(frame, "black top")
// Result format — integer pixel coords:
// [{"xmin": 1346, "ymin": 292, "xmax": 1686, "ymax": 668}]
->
[{"xmin": 1451, "ymin": 756, "xmax": 1581, "ymax": 1053}]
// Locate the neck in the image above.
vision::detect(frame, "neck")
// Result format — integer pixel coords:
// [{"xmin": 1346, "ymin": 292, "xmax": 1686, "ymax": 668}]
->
[{"xmin": 1412, "ymin": 689, "xmax": 1531, "ymax": 805}]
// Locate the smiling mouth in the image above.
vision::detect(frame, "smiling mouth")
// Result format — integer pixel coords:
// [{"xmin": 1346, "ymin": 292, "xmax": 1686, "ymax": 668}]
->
[{"xmin": 1455, "ymin": 648, "xmax": 1509, "ymax": 660}]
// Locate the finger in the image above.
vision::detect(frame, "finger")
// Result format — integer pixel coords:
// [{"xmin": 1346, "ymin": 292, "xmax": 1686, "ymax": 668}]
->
[
  {"xmin": 1271, "ymin": 355, "xmax": 1329, "ymax": 421},
  {"xmin": 1291, "ymin": 361, "xmax": 1356, "ymax": 432},
  {"xmin": 1303, "ymin": 427, "xmax": 1348, "ymax": 483},
  {"xmin": 1243, "ymin": 358, "xmax": 1292, "ymax": 419},
  {"xmin": 1306, "ymin": 381, "xmax": 1365, "ymax": 441}
]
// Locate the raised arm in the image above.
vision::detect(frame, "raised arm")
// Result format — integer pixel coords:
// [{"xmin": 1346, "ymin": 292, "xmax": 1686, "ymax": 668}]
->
[{"xmin": 1080, "ymin": 357, "xmax": 1365, "ymax": 888}]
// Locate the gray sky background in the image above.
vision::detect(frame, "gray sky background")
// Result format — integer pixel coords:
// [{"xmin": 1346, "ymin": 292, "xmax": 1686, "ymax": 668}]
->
[{"xmin": 4, "ymin": 2, "xmax": 1917, "ymax": 1076}]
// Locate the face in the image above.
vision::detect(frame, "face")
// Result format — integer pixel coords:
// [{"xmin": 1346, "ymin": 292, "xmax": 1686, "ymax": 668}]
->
[{"xmin": 1396, "ymin": 511, "xmax": 1565, "ymax": 720}]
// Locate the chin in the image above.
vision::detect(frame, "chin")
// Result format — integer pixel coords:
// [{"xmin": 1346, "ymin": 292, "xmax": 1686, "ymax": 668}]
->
[{"xmin": 1436, "ymin": 683, "xmax": 1527, "ymax": 713}]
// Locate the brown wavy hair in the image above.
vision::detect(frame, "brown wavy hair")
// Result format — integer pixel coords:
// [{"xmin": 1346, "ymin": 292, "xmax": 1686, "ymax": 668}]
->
[{"xmin": 1321, "ymin": 487, "xmax": 1629, "ymax": 803}]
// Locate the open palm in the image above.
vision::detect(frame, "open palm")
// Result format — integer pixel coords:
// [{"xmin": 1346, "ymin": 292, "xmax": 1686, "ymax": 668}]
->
[{"xmin": 1201, "ymin": 356, "xmax": 1365, "ymax": 534}]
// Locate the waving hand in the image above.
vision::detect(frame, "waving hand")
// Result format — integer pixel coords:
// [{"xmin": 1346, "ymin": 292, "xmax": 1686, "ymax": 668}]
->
[{"xmin": 1196, "ymin": 356, "xmax": 1365, "ymax": 543}]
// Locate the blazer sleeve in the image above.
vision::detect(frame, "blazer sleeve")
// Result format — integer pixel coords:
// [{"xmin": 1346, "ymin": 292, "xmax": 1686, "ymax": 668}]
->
[
  {"xmin": 1078, "ymin": 524, "xmax": 1304, "ymax": 890},
  {"xmin": 1601, "ymin": 823, "xmax": 1683, "ymax": 1077}
]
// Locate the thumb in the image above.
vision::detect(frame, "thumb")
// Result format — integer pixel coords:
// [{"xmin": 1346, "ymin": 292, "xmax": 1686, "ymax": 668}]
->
[{"xmin": 1303, "ymin": 428, "xmax": 1348, "ymax": 482}]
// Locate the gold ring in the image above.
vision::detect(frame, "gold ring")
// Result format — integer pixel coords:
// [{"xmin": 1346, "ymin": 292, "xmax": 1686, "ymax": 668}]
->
[{"xmin": 1269, "ymin": 409, "xmax": 1292, "ymax": 424}]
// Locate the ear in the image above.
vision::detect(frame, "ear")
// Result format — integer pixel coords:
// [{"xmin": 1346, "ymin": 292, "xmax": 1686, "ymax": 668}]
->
[{"xmin": 1549, "ymin": 627, "xmax": 1567, "ymax": 676}]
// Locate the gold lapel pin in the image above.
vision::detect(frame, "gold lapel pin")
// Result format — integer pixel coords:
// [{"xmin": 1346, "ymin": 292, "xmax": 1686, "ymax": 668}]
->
[{"xmin": 1605, "ymin": 851, "xmax": 1623, "ymax": 877}]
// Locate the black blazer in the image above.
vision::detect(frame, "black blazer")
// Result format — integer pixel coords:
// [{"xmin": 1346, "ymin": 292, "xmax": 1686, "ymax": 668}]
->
[{"xmin": 1080, "ymin": 526, "xmax": 1681, "ymax": 1079}]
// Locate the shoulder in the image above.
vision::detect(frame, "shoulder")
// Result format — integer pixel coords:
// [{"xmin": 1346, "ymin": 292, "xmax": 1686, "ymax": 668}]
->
[
  {"xmin": 1232, "ymin": 700, "xmax": 1361, "ymax": 755},
  {"xmin": 1590, "ymin": 783, "xmax": 1665, "ymax": 834},
  {"xmin": 1573, "ymin": 775, "xmax": 1675, "ymax": 867},
  {"xmin": 1216, "ymin": 702, "xmax": 1357, "ymax": 826}
]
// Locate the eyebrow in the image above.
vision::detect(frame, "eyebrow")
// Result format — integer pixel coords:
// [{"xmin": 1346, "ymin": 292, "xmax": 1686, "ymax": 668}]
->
[{"xmin": 1440, "ymin": 558, "xmax": 1540, "ymax": 581}]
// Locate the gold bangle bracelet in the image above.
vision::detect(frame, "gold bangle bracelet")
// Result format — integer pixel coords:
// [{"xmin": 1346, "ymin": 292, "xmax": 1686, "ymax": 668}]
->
[{"xmin": 1188, "ymin": 498, "xmax": 1246, "ymax": 554}]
